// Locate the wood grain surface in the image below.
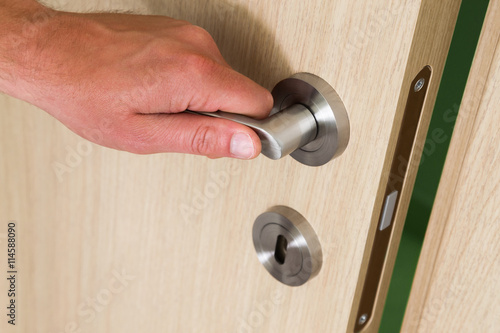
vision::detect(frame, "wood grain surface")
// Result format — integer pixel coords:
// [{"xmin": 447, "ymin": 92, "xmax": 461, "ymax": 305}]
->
[
  {"xmin": 403, "ymin": 1, "xmax": 500, "ymax": 332},
  {"xmin": 0, "ymin": 0, "xmax": 460, "ymax": 332}
]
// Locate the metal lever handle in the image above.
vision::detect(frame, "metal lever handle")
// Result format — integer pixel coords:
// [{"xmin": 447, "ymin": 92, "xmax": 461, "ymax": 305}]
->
[
  {"xmin": 189, "ymin": 73, "xmax": 350, "ymax": 166},
  {"xmin": 188, "ymin": 104, "xmax": 318, "ymax": 160}
]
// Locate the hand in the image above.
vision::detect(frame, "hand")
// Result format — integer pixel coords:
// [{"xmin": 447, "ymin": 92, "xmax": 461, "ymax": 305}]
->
[{"xmin": 0, "ymin": 3, "xmax": 272, "ymax": 159}]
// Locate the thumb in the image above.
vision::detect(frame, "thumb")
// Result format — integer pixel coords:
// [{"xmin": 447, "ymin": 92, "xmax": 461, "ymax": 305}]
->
[{"xmin": 122, "ymin": 112, "xmax": 262, "ymax": 159}]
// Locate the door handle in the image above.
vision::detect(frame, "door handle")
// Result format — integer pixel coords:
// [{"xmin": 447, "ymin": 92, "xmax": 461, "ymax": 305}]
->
[
  {"xmin": 187, "ymin": 103, "xmax": 317, "ymax": 160},
  {"xmin": 188, "ymin": 73, "xmax": 350, "ymax": 166}
]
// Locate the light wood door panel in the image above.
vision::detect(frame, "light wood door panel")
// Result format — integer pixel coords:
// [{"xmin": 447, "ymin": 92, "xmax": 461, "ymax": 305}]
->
[
  {"xmin": 403, "ymin": 1, "xmax": 500, "ymax": 331},
  {"xmin": 0, "ymin": 0, "xmax": 460, "ymax": 332}
]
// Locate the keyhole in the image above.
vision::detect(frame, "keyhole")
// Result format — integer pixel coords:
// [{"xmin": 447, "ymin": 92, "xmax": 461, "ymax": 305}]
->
[{"xmin": 274, "ymin": 235, "xmax": 288, "ymax": 265}]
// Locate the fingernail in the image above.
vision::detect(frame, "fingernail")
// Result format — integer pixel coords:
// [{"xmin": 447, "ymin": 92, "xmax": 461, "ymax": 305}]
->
[{"xmin": 230, "ymin": 132, "xmax": 255, "ymax": 159}]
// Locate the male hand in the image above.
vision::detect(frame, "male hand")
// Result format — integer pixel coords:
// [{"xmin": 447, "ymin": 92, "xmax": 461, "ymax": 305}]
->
[{"xmin": 0, "ymin": 2, "xmax": 272, "ymax": 159}]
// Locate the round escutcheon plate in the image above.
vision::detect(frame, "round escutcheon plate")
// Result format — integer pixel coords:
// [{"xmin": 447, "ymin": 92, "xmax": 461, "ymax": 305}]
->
[
  {"xmin": 271, "ymin": 72, "xmax": 350, "ymax": 166},
  {"xmin": 252, "ymin": 206, "xmax": 322, "ymax": 286}
]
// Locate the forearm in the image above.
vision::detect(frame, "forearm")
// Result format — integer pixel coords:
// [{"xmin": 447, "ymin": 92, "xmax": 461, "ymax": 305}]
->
[{"xmin": 0, "ymin": 0, "xmax": 42, "ymax": 14}]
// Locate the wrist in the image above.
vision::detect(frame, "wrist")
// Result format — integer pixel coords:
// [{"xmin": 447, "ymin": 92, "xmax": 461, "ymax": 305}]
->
[{"xmin": 0, "ymin": 2, "xmax": 59, "ymax": 100}]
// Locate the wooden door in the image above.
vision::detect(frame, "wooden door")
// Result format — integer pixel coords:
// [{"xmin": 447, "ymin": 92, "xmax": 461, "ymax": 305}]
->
[
  {"xmin": 0, "ymin": 0, "xmax": 460, "ymax": 332},
  {"xmin": 403, "ymin": 1, "xmax": 500, "ymax": 331}
]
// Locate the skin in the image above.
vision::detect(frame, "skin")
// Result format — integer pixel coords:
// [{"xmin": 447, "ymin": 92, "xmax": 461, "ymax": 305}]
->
[{"xmin": 0, "ymin": 1, "xmax": 273, "ymax": 159}]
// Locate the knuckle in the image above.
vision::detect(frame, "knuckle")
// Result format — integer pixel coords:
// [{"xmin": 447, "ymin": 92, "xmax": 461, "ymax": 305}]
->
[
  {"xmin": 184, "ymin": 53, "xmax": 218, "ymax": 76},
  {"xmin": 185, "ymin": 25, "xmax": 214, "ymax": 42},
  {"xmin": 190, "ymin": 125, "xmax": 218, "ymax": 156}
]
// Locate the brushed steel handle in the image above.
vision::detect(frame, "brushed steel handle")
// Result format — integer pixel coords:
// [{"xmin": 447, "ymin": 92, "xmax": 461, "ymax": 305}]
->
[
  {"xmin": 188, "ymin": 73, "xmax": 350, "ymax": 166},
  {"xmin": 187, "ymin": 103, "xmax": 318, "ymax": 160}
]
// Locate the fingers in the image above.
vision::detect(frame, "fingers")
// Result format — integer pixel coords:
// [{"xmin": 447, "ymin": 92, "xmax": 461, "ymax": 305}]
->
[
  {"xmin": 120, "ymin": 112, "xmax": 262, "ymax": 159},
  {"xmin": 167, "ymin": 24, "xmax": 274, "ymax": 119},
  {"xmin": 152, "ymin": 55, "xmax": 273, "ymax": 120},
  {"xmin": 134, "ymin": 48, "xmax": 273, "ymax": 120},
  {"xmin": 187, "ymin": 64, "xmax": 274, "ymax": 120}
]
